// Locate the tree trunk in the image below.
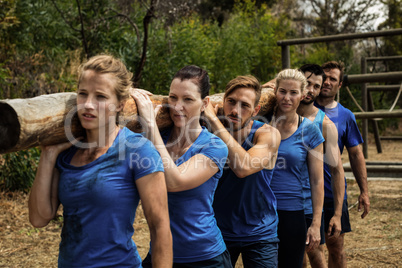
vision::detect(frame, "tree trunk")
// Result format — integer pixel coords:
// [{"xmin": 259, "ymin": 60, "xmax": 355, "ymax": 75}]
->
[{"xmin": 0, "ymin": 89, "xmax": 275, "ymax": 154}]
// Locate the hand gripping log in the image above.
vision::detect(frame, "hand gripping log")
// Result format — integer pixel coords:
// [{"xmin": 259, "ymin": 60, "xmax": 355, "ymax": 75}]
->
[{"xmin": 0, "ymin": 89, "xmax": 275, "ymax": 154}]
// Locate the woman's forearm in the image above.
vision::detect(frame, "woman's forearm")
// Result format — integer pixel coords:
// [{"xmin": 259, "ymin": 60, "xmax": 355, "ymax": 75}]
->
[
  {"xmin": 146, "ymin": 123, "xmax": 184, "ymax": 191},
  {"xmin": 28, "ymin": 151, "xmax": 60, "ymax": 227}
]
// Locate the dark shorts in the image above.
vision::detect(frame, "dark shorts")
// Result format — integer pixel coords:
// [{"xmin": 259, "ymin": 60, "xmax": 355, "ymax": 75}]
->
[
  {"xmin": 277, "ymin": 210, "xmax": 306, "ymax": 268},
  {"xmin": 225, "ymin": 239, "xmax": 279, "ymax": 268},
  {"xmin": 323, "ymin": 198, "xmax": 352, "ymax": 234},
  {"xmin": 305, "ymin": 213, "xmax": 325, "ymax": 245},
  {"xmin": 142, "ymin": 249, "xmax": 232, "ymax": 268}
]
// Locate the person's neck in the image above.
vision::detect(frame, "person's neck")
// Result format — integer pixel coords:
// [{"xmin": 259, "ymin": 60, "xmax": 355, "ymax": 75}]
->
[
  {"xmin": 297, "ymin": 102, "xmax": 318, "ymax": 119},
  {"xmin": 231, "ymin": 120, "xmax": 254, "ymax": 144},
  {"xmin": 275, "ymin": 110, "xmax": 298, "ymax": 124},
  {"xmin": 316, "ymin": 95, "xmax": 338, "ymax": 109},
  {"xmin": 171, "ymin": 123, "xmax": 202, "ymax": 147},
  {"xmin": 85, "ymin": 124, "xmax": 120, "ymax": 152}
]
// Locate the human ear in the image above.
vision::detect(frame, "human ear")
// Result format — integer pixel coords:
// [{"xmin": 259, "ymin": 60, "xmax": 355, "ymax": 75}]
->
[
  {"xmin": 116, "ymin": 101, "xmax": 125, "ymax": 112},
  {"xmin": 201, "ymin": 96, "xmax": 210, "ymax": 112},
  {"xmin": 253, "ymin": 104, "xmax": 261, "ymax": 116}
]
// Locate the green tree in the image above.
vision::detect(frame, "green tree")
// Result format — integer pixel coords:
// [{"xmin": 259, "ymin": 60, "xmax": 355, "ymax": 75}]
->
[
  {"xmin": 0, "ymin": 0, "xmax": 81, "ymax": 98},
  {"xmin": 271, "ymin": 0, "xmax": 382, "ymax": 68},
  {"xmin": 210, "ymin": 0, "xmax": 287, "ymax": 90},
  {"xmin": 307, "ymin": 0, "xmax": 380, "ymax": 35},
  {"xmin": 139, "ymin": 0, "xmax": 289, "ymax": 93},
  {"xmin": 0, "ymin": 0, "xmax": 19, "ymax": 98},
  {"xmin": 378, "ymin": 0, "xmax": 402, "ymax": 71}
]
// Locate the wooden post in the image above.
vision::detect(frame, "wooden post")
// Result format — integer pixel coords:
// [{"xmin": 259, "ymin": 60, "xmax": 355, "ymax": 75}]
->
[
  {"xmin": 368, "ymin": 91, "xmax": 382, "ymax": 153},
  {"xmin": 281, "ymin": 45, "xmax": 290, "ymax": 69},
  {"xmin": 361, "ymin": 57, "xmax": 368, "ymax": 159}
]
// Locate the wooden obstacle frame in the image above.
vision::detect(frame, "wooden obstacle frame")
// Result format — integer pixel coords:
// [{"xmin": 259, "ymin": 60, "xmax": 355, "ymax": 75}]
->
[
  {"xmin": 277, "ymin": 29, "xmax": 402, "ymax": 159},
  {"xmin": 358, "ymin": 56, "xmax": 402, "ymax": 158}
]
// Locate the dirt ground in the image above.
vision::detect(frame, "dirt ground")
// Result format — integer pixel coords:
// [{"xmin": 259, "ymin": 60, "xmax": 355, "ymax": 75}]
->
[{"xmin": 1, "ymin": 134, "xmax": 401, "ymax": 267}]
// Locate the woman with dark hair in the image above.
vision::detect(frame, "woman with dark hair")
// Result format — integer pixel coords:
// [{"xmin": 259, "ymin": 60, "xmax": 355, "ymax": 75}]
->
[
  {"xmin": 133, "ymin": 65, "xmax": 231, "ymax": 267},
  {"xmin": 28, "ymin": 54, "xmax": 172, "ymax": 267}
]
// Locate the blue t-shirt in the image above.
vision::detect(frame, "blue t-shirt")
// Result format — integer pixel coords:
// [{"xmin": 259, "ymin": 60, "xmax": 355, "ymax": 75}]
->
[
  {"xmin": 271, "ymin": 117, "xmax": 325, "ymax": 211},
  {"xmin": 315, "ymin": 102, "xmax": 364, "ymax": 199},
  {"xmin": 161, "ymin": 127, "xmax": 228, "ymax": 263},
  {"xmin": 302, "ymin": 110, "xmax": 325, "ymax": 215},
  {"xmin": 213, "ymin": 120, "xmax": 279, "ymax": 242},
  {"xmin": 56, "ymin": 127, "xmax": 164, "ymax": 268}
]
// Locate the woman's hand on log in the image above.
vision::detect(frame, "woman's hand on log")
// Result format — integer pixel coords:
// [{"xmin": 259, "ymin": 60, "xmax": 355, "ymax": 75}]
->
[
  {"xmin": 131, "ymin": 90, "xmax": 157, "ymax": 127},
  {"xmin": 204, "ymin": 102, "xmax": 219, "ymax": 122},
  {"xmin": 40, "ymin": 138, "xmax": 81, "ymax": 160}
]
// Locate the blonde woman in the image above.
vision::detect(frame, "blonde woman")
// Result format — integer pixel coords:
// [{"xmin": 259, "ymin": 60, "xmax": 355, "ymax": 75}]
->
[
  {"xmin": 29, "ymin": 55, "xmax": 172, "ymax": 267},
  {"xmin": 270, "ymin": 69, "xmax": 324, "ymax": 268}
]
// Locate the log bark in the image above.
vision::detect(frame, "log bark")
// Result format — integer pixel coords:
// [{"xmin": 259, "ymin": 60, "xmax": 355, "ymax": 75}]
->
[{"xmin": 0, "ymin": 89, "xmax": 275, "ymax": 154}]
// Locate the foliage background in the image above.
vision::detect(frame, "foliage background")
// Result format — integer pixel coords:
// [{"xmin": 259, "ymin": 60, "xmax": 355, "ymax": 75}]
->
[
  {"xmin": 0, "ymin": 0, "xmax": 401, "ymax": 191},
  {"xmin": 1, "ymin": 0, "xmax": 401, "ymax": 97}
]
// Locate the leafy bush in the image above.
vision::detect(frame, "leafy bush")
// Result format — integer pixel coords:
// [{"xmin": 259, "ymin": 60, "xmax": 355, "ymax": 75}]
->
[
  {"xmin": 0, "ymin": 148, "xmax": 41, "ymax": 193},
  {"xmin": 209, "ymin": 1, "xmax": 287, "ymax": 91},
  {"xmin": 140, "ymin": 0, "xmax": 289, "ymax": 94}
]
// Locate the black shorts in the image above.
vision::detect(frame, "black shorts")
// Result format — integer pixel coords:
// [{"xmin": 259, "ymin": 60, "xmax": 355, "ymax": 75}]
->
[
  {"xmin": 323, "ymin": 198, "xmax": 352, "ymax": 234},
  {"xmin": 277, "ymin": 210, "xmax": 306, "ymax": 268},
  {"xmin": 305, "ymin": 213, "xmax": 325, "ymax": 245},
  {"xmin": 143, "ymin": 250, "xmax": 232, "ymax": 268}
]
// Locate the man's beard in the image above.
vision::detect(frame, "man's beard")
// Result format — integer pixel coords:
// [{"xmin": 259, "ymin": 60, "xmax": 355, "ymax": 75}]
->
[
  {"xmin": 301, "ymin": 94, "xmax": 316, "ymax": 105},
  {"xmin": 223, "ymin": 114, "xmax": 251, "ymax": 132}
]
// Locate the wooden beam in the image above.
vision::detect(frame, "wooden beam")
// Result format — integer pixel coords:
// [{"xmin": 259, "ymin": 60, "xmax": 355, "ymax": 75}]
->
[
  {"xmin": 354, "ymin": 110, "xmax": 402, "ymax": 119},
  {"xmin": 367, "ymin": 85, "xmax": 401, "ymax": 91},
  {"xmin": 380, "ymin": 136, "xmax": 402, "ymax": 141},
  {"xmin": 277, "ymin": 28, "xmax": 402, "ymax": 46},
  {"xmin": 344, "ymin": 72, "xmax": 402, "ymax": 84}
]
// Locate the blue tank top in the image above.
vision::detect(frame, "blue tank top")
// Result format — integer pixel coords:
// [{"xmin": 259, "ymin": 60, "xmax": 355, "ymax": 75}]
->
[
  {"xmin": 271, "ymin": 117, "xmax": 325, "ymax": 211},
  {"xmin": 213, "ymin": 120, "xmax": 279, "ymax": 242},
  {"xmin": 302, "ymin": 110, "xmax": 325, "ymax": 215}
]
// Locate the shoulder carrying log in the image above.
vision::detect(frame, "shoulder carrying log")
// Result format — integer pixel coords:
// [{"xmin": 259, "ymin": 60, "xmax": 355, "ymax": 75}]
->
[{"xmin": 0, "ymin": 89, "xmax": 275, "ymax": 154}]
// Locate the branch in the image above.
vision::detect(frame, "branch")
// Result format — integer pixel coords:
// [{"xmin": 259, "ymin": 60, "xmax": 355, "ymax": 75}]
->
[
  {"xmin": 340, "ymin": 0, "xmax": 377, "ymax": 33},
  {"xmin": 50, "ymin": 0, "xmax": 80, "ymax": 32},
  {"xmin": 133, "ymin": 0, "xmax": 156, "ymax": 86},
  {"xmin": 76, "ymin": 0, "xmax": 89, "ymax": 59},
  {"xmin": 106, "ymin": 8, "xmax": 141, "ymax": 48},
  {"xmin": 309, "ymin": 0, "xmax": 323, "ymax": 17}
]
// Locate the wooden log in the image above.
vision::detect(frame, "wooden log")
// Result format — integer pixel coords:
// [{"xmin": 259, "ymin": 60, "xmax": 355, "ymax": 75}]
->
[
  {"xmin": 0, "ymin": 88, "xmax": 276, "ymax": 154},
  {"xmin": 0, "ymin": 93, "xmax": 83, "ymax": 154}
]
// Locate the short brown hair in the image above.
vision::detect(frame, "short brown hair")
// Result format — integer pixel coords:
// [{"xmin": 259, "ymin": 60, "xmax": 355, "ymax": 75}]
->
[
  {"xmin": 224, "ymin": 75, "xmax": 261, "ymax": 106},
  {"xmin": 78, "ymin": 54, "xmax": 133, "ymax": 102},
  {"xmin": 321, "ymin": 61, "xmax": 345, "ymax": 83}
]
